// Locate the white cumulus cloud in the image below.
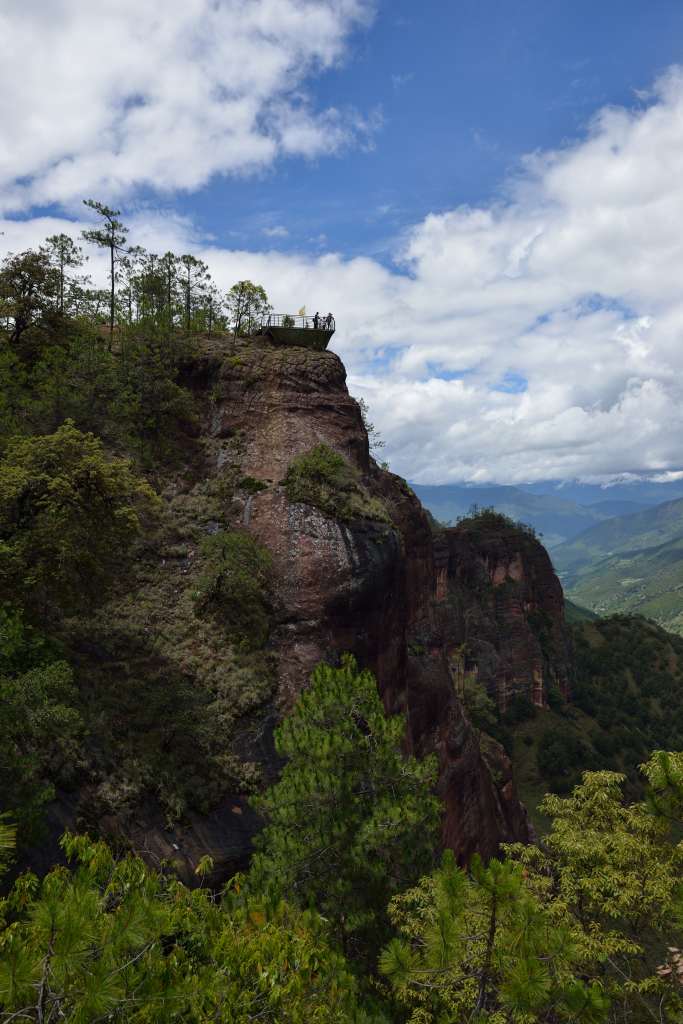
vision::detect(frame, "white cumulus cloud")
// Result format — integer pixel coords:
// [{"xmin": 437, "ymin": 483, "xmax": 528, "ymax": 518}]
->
[{"xmin": 0, "ymin": 0, "xmax": 375, "ymax": 212}]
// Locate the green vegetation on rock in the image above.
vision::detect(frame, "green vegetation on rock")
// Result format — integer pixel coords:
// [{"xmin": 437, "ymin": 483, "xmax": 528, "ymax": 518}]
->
[
  {"xmin": 0, "ymin": 607, "xmax": 83, "ymax": 845},
  {"xmin": 283, "ymin": 443, "xmax": 391, "ymax": 523},
  {"xmin": 193, "ymin": 529, "xmax": 273, "ymax": 649},
  {"xmin": 0, "ymin": 225, "xmax": 280, "ymax": 839}
]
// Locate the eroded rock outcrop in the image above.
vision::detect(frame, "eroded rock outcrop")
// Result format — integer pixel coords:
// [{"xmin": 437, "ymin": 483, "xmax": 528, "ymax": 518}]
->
[
  {"xmin": 433, "ymin": 518, "xmax": 572, "ymax": 711},
  {"xmin": 200, "ymin": 338, "xmax": 534, "ymax": 860}
]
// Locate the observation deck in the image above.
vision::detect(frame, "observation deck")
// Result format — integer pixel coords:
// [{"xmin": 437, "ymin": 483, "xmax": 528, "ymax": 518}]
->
[{"xmin": 261, "ymin": 313, "xmax": 336, "ymax": 351}]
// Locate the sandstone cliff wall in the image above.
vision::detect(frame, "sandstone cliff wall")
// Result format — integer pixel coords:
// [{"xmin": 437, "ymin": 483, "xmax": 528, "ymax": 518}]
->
[
  {"xmin": 434, "ymin": 519, "xmax": 572, "ymax": 711},
  {"xmin": 202, "ymin": 339, "xmax": 533, "ymax": 861}
]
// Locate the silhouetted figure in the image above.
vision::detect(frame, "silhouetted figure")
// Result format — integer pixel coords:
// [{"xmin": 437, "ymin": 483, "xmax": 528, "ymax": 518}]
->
[
  {"xmin": 313, "ymin": 312, "xmax": 320, "ymax": 329},
  {"xmin": 325, "ymin": 312, "xmax": 333, "ymax": 329}
]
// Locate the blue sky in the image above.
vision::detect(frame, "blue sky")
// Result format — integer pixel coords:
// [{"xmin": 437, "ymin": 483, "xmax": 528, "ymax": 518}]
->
[
  {"xmin": 4, "ymin": 0, "xmax": 683, "ymax": 485},
  {"xmin": 171, "ymin": 0, "xmax": 683, "ymax": 259}
]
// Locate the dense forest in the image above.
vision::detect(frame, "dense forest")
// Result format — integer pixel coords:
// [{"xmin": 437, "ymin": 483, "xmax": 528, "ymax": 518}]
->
[{"xmin": 1, "ymin": 209, "xmax": 683, "ymax": 1022}]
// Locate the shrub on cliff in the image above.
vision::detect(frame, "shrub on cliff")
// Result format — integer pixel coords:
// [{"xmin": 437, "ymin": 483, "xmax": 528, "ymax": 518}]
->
[
  {"xmin": 456, "ymin": 505, "xmax": 539, "ymax": 541},
  {"xmin": 536, "ymin": 725, "xmax": 597, "ymax": 793},
  {"xmin": 0, "ymin": 658, "xmax": 83, "ymax": 847},
  {"xmin": 0, "ymin": 605, "xmax": 83, "ymax": 850},
  {"xmin": 283, "ymin": 443, "xmax": 390, "ymax": 524},
  {"xmin": 0, "ymin": 421, "xmax": 158, "ymax": 620},
  {"xmin": 193, "ymin": 529, "xmax": 272, "ymax": 648},
  {"xmin": 249, "ymin": 655, "xmax": 440, "ymax": 961}
]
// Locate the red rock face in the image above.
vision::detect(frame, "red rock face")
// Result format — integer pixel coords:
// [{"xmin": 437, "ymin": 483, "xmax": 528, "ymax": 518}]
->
[
  {"xmin": 207, "ymin": 339, "xmax": 535, "ymax": 860},
  {"xmin": 434, "ymin": 522, "xmax": 573, "ymax": 712}
]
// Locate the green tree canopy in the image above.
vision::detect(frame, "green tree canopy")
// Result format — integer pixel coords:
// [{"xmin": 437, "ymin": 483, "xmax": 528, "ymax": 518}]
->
[
  {"xmin": 0, "ymin": 658, "xmax": 82, "ymax": 843},
  {"xmin": 225, "ymin": 280, "xmax": 271, "ymax": 338},
  {"xmin": 381, "ymin": 753, "xmax": 683, "ymax": 1023},
  {"xmin": 81, "ymin": 199, "xmax": 128, "ymax": 344},
  {"xmin": 44, "ymin": 234, "xmax": 86, "ymax": 317},
  {"xmin": 0, "ymin": 249, "xmax": 61, "ymax": 364},
  {"xmin": 0, "ymin": 833, "xmax": 383, "ymax": 1023},
  {"xmin": 381, "ymin": 850, "xmax": 610, "ymax": 1024},
  {"xmin": 0, "ymin": 421, "xmax": 158, "ymax": 618}
]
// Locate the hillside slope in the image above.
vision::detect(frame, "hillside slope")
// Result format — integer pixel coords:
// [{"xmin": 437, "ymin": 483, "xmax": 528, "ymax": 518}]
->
[
  {"xmin": 510, "ymin": 614, "xmax": 683, "ymax": 829},
  {"xmin": 553, "ymin": 496, "xmax": 683, "ymax": 578},
  {"xmin": 552, "ymin": 497, "xmax": 683, "ymax": 632},
  {"xmin": 565, "ymin": 534, "xmax": 683, "ymax": 633}
]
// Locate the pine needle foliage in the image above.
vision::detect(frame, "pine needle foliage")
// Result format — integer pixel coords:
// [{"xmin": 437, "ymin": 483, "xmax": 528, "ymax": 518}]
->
[
  {"xmin": 382, "ymin": 752, "xmax": 683, "ymax": 1023},
  {"xmin": 382, "ymin": 849, "xmax": 608, "ymax": 1024},
  {"xmin": 0, "ymin": 833, "xmax": 384, "ymax": 1023},
  {"xmin": 250, "ymin": 655, "xmax": 440, "ymax": 960}
]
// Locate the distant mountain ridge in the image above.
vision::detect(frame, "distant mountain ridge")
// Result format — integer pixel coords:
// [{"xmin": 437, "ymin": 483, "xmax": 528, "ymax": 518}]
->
[
  {"xmin": 411, "ymin": 483, "xmax": 645, "ymax": 548},
  {"xmin": 552, "ymin": 496, "xmax": 683, "ymax": 635},
  {"xmin": 552, "ymin": 496, "xmax": 683, "ymax": 579},
  {"xmin": 413, "ymin": 484, "xmax": 598, "ymax": 547}
]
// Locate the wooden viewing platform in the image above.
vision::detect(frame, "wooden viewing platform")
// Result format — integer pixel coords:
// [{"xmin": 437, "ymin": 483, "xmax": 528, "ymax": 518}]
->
[{"xmin": 262, "ymin": 313, "xmax": 336, "ymax": 351}]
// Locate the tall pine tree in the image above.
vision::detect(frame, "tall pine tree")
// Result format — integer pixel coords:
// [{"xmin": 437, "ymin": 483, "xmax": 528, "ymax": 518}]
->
[{"xmin": 250, "ymin": 655, "xmax": 440, "ymax": 960}]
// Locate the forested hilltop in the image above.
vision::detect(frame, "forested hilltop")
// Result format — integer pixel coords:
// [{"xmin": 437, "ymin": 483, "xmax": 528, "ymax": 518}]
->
[{"xmin": 1, "ymin": 208, "xmax": 683, "ymax": 1022}]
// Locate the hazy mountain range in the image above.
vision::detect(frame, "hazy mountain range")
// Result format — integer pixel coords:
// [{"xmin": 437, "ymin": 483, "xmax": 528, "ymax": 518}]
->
[{"xmin": 411, "ymin": 481, "xmax": 683, "ymax": 548}]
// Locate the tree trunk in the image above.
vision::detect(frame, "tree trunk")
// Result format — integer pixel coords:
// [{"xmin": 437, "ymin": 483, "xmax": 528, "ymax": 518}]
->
[
  {"xmin": 476, "ymin": 892, "xmax": 498, "ymax": 1014},
  {"xmin": 109, "ymin": 241, "xmax": 115, "ymax": 351}
]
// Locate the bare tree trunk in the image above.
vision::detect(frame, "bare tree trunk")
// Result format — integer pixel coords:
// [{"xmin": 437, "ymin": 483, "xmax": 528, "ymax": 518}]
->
[
  {"xmin": 476, "ymin": 892, "xmax": 498, "ymax": 1014},
  {"xmin": 109, "ymin": 242, "xmax": 115, "ymax": 351}
]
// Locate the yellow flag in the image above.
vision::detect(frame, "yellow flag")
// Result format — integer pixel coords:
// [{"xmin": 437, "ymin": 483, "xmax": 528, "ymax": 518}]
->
[{"xmin": 298, "ymin": 306, "xmax": 306, "ymax": 317}]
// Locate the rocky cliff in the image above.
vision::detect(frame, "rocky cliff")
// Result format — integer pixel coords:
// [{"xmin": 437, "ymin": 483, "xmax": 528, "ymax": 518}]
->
[
  {"xmin": 434, "ymin": 515, "xmax": 572, "ymax": 711},
  {"xmin": 29, "ymin": 335, "xmax": 574, "ymax": 880},
  {"xmin": 193, "ymin": 337, "xmax": 538, "ymax": 863}
]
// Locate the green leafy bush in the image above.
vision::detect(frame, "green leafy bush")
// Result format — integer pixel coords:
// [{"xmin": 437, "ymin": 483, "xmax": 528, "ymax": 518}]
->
[
  {"xmin": 504, "ymin": 693, "xmax": 537, "ymax": 725},
  {"xmin": 283, "ymin": 444, "xmax": 390, "ymax": 524},
  {"xmin": 0, "ymin": 659, "xmax": 83, "ymax": 843},
  {"xmin": 536, "ymin": 726, "xmax": 597, "ymax": 793},
  {"xmin": 193, "ymin": 530, "xmax": 272, "ymax": 648},
  {"xmin": 382, "ymin": 752, "xmax": 683, "ymax": 1023},
  {"xmin": 462, "ymin": 674, "xmax": 499, "ymax": 734}
]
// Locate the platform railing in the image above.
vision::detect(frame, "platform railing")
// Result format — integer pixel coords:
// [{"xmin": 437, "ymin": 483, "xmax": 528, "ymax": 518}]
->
[{"xmin": 263, "ymin": 313, "xmax": 336, "ymax": 331}]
